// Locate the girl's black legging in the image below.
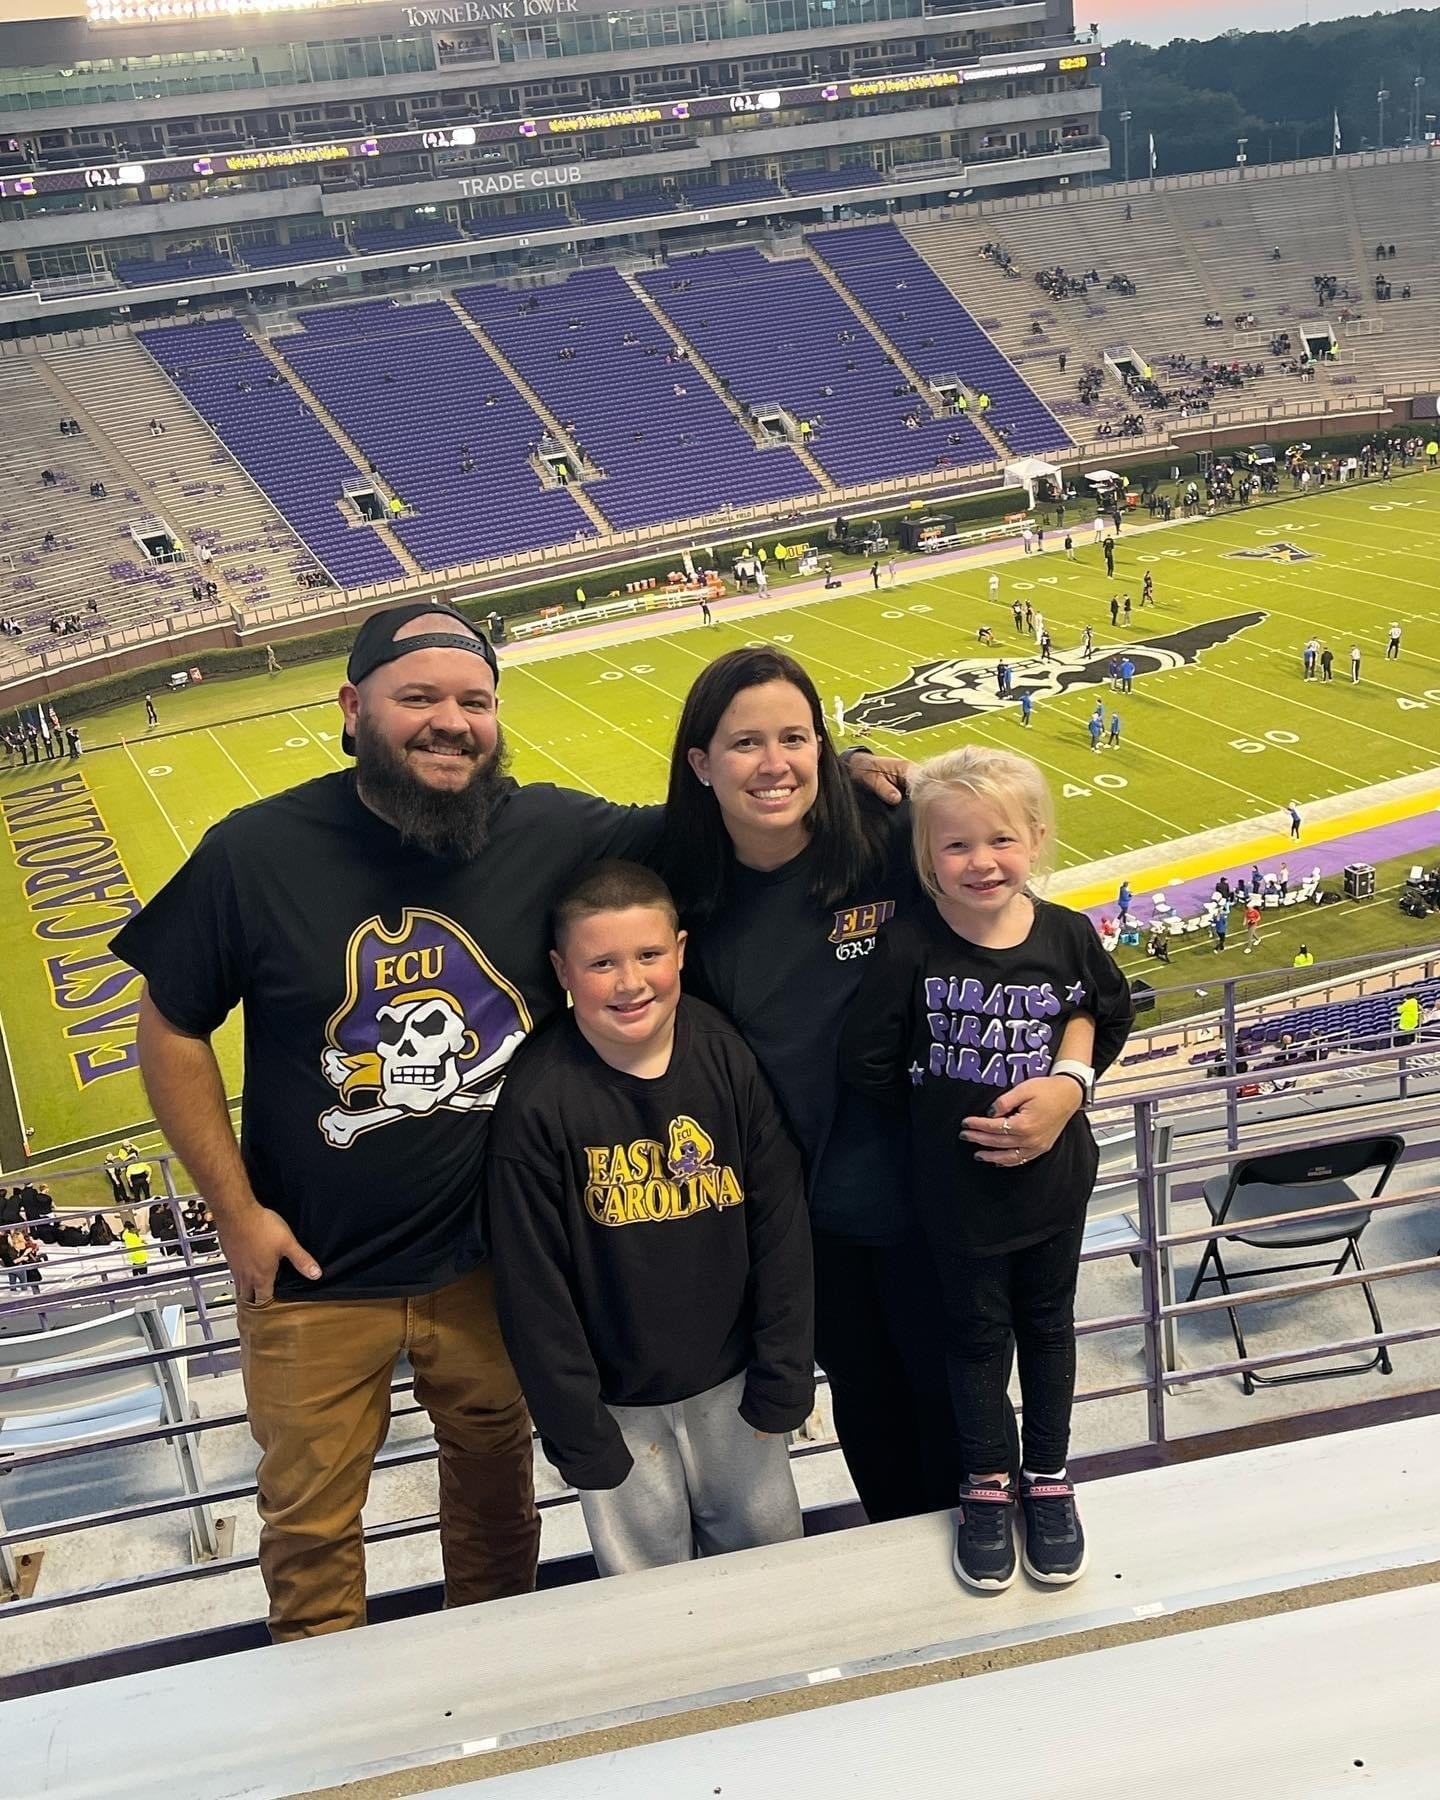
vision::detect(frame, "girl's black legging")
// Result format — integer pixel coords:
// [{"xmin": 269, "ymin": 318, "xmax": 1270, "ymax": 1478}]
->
[{"xmin": 930, "ymin": 1217, "xmax": 1085, "ymax": 1476}]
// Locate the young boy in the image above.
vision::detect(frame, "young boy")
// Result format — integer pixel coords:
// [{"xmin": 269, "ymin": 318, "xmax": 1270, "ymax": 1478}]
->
[{"xmin": 487, "ymin": 860, "xmax": 814, "ymax": 1577}]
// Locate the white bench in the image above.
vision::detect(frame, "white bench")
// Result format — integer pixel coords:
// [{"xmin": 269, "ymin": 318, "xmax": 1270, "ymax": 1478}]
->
[{"xmin": 0, "ymin": 1304, "xmax": 226, "ymax": 1600}]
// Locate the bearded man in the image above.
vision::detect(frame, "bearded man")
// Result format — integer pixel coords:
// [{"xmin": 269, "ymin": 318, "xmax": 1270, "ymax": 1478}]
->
[{"xmin": 113, "ymin": 603, "xmax": 661, "ymax": 1641}]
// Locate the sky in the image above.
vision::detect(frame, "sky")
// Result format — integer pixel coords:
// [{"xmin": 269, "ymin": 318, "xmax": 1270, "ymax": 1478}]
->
[{"xmin": 1095, "ymin": 0, "xmax": 1420, "ymax": 44}]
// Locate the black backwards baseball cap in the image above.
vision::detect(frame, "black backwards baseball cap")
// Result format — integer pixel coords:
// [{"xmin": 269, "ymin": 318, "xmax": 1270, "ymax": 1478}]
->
[{"xmin": 342, "ymin": 601, "xmax": 499, "ymax": 754}]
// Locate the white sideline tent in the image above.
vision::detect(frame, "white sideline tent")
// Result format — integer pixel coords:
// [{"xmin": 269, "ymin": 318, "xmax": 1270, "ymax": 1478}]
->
[{"xmin": 1003, "ymin": 456, "xmax": 1061, "ymax": 506}]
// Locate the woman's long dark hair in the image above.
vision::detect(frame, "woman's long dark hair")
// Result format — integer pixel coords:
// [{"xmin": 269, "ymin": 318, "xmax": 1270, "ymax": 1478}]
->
[{"xmin": 662, "ymin": 646, "xmax": 889, "ymax": 920}]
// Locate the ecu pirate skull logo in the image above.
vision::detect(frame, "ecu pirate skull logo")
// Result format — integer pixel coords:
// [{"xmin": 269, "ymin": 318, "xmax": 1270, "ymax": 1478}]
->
[
  {"xmin": 319, "ymin": 909, "xmax": 531, "ymax": 1149},
  {"xmin": 847, "ymin": 613, "xmax": 1266, "ymax": 733}
]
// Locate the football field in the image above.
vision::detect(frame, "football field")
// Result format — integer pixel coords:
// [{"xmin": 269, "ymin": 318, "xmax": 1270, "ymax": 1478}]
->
[{"xmin": 3, "ymin": 473, "xmax": 1439, "ymax": 1163}]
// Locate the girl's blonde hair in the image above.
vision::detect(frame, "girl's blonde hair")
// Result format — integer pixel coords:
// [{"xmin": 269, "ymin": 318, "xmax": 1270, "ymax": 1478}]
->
[{"xmin": 909, "ymin": 745, "xmax": 1056, "ymax": 901}]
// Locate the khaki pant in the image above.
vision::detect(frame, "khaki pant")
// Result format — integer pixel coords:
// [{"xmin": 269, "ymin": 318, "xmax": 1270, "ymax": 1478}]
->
[{"xmin": 237, "ymin": 1263, "xmax": 539, "ymax": 1642}]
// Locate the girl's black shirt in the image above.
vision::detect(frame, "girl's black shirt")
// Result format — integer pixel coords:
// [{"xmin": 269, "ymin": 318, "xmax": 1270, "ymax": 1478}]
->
[{"xmin": 839, "ymin": 897, "xmax": 1134, "ymax": 1255}]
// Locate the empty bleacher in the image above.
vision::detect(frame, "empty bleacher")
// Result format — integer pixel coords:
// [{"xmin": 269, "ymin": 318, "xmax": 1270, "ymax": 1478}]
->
[
  {"xmin": 468, "ymin": 207, "xmax": 566, "ymax": 240},
  {"xmin": 11, "ymin": 160, "xmax": 1440, "ymax": 654},
  {"xmin": 573, "ymin": 189, "xmax": 678, "ymax": 226},
  {"xmin": 138, "ymin": 318, "xmax": 406, "ymax": 588},
  {"xmin": 811, "ymin": 221, "xmax": 1072, "ymax": 456},
  {"xmin": 458, "ymin": 267, "xmax": 818, "ymax": 529},
  {"xmin": 349, "ymin": 219, "xmax": 468, "ymax": 256},
  {"xmin": 678, "ymin": 175, "xmax": 783, "ymax": 210},
  {"xmin": 275, "ymin": 298, "xmax": 596, "ymax": 567},
  {"xmin": 0, "ymin": 359, "xmax": 182, "ymax": 653},
  {"xmin": 782, "ymin": 163, "xmax": 879, "ymax": 195},
  {"xmin": 238, "ymin": 236, "xmax": 349, "ymax": 271},
  {"xmin": 42, "ymin": 336, "xmax": 324, "ymax": 618},
  {"xmin": 112, "ymin": 251, "xmax": 236, "ymax": 289},
  {"xmin": 1237, "ymin": 976, "xmax": 1440, "ymax": 1061},
  {"xmin": 640, "ymin": 247, "xmax": 993, "ymax": 486}
]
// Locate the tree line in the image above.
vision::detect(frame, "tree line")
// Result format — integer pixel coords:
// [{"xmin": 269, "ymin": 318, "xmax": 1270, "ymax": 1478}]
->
[{"xmin": 1100, "ymin": 7, "xmax": 1440, "ymax": 180}]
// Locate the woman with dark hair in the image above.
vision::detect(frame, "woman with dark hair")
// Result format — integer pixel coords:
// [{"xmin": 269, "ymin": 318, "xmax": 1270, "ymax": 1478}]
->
[{"xmin": 664, "ymin": 647, "xmax": 1089, "ymax": 1522}]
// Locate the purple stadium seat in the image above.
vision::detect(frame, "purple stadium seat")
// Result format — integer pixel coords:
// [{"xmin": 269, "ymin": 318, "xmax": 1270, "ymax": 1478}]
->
[
  {"xmin": 457, "ymin": 268, "xmax": 817, "ymax": 530},
  {"xmin": 810, "ymin": 224, "xmax": 1072, "ymax": 457},
  {"xmin": 278, "ymin": 299, "xmax": 594, "ymax": 567},
  {"xmin": 138, "ymin": 318, "xmax": 405, "ymax": 588},
  {"xmin": 638, "ymin": 247, "xmax": 992, "ymax": 485}
]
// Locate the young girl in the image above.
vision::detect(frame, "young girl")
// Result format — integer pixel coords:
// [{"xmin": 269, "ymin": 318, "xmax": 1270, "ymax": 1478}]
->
[{"xmin": 841, "ymin": 746, "xmax": 1133, "ymax": 1592}]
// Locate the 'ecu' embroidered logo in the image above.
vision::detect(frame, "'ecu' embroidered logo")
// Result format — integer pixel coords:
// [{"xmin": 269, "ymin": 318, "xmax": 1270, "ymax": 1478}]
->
[{"xmin": 828, "ymin": 899, "xmax": 897, "ymax": 946}]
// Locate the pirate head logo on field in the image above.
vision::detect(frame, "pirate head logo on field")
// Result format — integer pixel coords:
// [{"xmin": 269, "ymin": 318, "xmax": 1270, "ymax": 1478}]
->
[
  {"xmin": 319, "ymin": 908, "xmax": 531, "ymax": 1148},
  {"xmin": 846, "ymin": 613, "xmax": 1266, "ymax": 733},
  {"xmin": 1229, "ymin": 543, "xmax": 1314, "ymax": 563}
]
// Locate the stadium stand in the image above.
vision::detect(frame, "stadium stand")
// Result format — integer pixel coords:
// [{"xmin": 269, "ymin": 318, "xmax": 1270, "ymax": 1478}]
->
[
  {"xmin": 677, "ymin": 176, "xmax": 784, "ymax": 211},
  {"xmin": 137, "ymin": 319, "xmax": 407, "ymax": 588},
  {"xmin": 639, "ymin": 247, "xmax": 995, "ymax": 486},
  {"xmin": 111, "ymin": 252, "xmax": 236, "ymax": 289},
  {"xmin": 573, "ymin": 189, "xmax": 679, "ymax": 226},
  {"xmin": 781, "ymin": 163, "xmax": 882, "ymax": 195},
  {"xmin": 237, "ymin": 236, "xmax": 349, "ymax": 272},
  {"xmin": 40, "ymin": 337, "xmax": 325, "ymax": 616},
  {"xmin": 1236, "ymin": 978, "xmax": 1440, "ymax": 1058},
  {"xmin": 468, "ymin": 207, "xmax": 567, "ymax": 240},
  {"xmin": 458, "ymin": 267, "xmax": 819, "ymax": 529},
  {"xmin": 811, "ymin": 222, "xmax": 1073, "ymax": 455},
  {"xmin": 0, "ymin": 1304, "xmax": 223, "ymax": 1576},
  {"xmin": 0, "ymin": 359, "xmax": 181, "ymax": 647},
  {"xmin": 2, "ymin": 153, "xmax": 1439, "ymax": 662},
  {"xmin": 349, "ymin": 219, "xmax": 468, "ymax": 256},
  {"xmin": 275, "ymin": 299, "xmax": 598, "ymax": 566}
]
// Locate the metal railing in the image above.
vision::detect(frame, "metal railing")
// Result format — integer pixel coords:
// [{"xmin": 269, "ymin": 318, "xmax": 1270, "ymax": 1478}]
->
[{"xmin": 2, "ymin": 1028, "xmax": 1438, "ymax": 1633}]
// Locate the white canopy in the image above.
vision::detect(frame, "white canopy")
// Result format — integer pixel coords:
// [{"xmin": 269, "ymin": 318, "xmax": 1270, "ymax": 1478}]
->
[{"xmin": 1003, "ymin": 457, "xmax": 1062, "ymax": 506}]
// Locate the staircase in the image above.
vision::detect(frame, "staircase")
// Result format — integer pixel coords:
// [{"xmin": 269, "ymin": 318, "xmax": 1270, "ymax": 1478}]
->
[
  {"xmin": 249, "ymin": 331, "xmax": 422, "ymax": 577},
  {"xmin": 621, "ymin": 272, "xmax": 833, "ymax": 490},
  {"xmin": 443, "ymin": 294, "xmax": 612, "ymax": 535},
  {"xmin": 41, "ymin": 337, "xmax": 316, "ymax": 605}
]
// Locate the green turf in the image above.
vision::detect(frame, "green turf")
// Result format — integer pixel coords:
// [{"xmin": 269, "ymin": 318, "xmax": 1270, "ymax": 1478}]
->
[{"xmin": 2, "ymin": 472, "xmax": 1438, "ymax": 1161}]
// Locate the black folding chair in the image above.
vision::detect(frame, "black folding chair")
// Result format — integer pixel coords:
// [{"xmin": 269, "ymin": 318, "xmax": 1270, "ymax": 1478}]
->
[{"xmin": 1184, "ymin": 1134, "xmax": 1403, "ymax": 1394}]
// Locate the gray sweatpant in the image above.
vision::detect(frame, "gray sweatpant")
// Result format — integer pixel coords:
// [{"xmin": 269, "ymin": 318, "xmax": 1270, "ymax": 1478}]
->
[{"xmin": 579, "ymin": 1371, "xmax": 803, "ymax": 1576}]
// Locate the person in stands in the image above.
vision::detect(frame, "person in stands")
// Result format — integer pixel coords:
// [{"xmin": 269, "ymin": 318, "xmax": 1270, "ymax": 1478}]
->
[
  {"xmin": 489, "ymin": 861, "xmax": 813, "ymax": 1575},
  {"xmin": 662, "ymin": 650, "xmax": 1092, "ymax": 1528},
  {"xmin": 115, "ymin": 603, "xmax": 904, "ymax": 1641},
  {"xmin": 841, "ymin": 745, "xmax": 1133, "ymax": 1592}
]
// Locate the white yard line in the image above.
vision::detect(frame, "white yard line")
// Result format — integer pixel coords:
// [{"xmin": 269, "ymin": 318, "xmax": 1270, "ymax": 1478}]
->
[{"xmin": 122, "ymin": 739, "xmax": 189, "ymax": 857}]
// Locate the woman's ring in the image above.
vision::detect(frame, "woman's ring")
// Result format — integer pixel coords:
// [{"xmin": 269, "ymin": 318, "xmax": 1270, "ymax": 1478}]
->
[{"xmin": 1001, "ymin": 1118, "xmax": 1012, "ymax": 1136}]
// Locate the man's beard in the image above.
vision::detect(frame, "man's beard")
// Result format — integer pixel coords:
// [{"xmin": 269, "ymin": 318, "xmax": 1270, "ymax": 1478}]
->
[{"xmin": 354, "ymin": 715, "xmax": 510, "ymax": 862}]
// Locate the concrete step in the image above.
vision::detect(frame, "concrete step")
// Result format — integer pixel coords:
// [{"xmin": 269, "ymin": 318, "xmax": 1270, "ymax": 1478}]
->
[{"xmin": 7, "ymin": 1413, "xmax": 1437, "ymax": 1800}]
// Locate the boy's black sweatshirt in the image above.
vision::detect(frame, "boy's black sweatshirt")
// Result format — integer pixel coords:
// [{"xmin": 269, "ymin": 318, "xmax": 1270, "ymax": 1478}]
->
[{"xmin": 487, "ymin": 997, "xmax": 814, "ymax": 1489}]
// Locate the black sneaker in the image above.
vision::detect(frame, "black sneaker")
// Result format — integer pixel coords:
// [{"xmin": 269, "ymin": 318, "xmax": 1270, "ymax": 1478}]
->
[
  {"xmin": 1019, "ymin": 1476, "xmax": 1088, "ymax": 1584},
  {"xmin": 952, "ymin": 1481, "xmax": 1017, "ymax": 1591}
]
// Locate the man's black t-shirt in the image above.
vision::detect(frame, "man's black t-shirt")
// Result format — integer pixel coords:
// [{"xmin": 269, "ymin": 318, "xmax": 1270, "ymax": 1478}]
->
[
  {"xmin": 110, "ymin": 771, "xmax": 660, "ymax": 1299},
  {"xmin": 840, "ymin": 898, "xmax": 1134, "ymax": 1255},
  {"xmin": 684, "ymin": 801, "xmax": 919, "ymax": 1245}
]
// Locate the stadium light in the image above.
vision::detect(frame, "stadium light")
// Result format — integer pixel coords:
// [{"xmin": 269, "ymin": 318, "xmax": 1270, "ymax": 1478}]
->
[
  {"xmin": 1412, "ymin": 76, "xmax": 1425, "ymax": 145},
  {"xmin": 1119, "ymin": 108, "xmax": 1132, "ymax": 183},
  {"xmin": 1376, "ymin": 88, "xmax": 1389, "ymax": 150},
  {"xmin": 1236, "ymin": 136, "xmax": 1247, "ymax": 176}
]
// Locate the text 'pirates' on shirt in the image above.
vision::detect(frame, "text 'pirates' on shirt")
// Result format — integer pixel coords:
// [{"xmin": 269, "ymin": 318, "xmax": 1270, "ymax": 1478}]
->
[{"xmin": 111, "ymin": 771, "xmax": 659, "ymax": 1299}]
